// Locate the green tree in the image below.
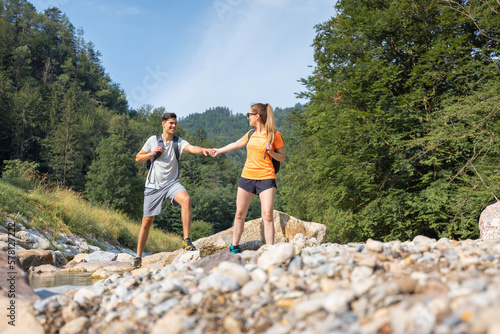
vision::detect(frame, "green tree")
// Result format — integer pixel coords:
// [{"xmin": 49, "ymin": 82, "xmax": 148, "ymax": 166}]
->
[
  {"xmin": 85, "ymin": 136, "xmax": 142, "ymax": 217},
  {"xmin": 282, "ymin": 0, "xmax": 500, "ymax": 242},
  {"xmin": 85, "ymin": 113, "xmax": 143, "ymax": 217}
]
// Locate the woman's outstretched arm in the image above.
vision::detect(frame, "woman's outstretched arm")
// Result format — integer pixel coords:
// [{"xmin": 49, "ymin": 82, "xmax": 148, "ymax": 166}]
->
[{"xmin": 210, "ymin": 137, "xmax": 247, "ymax": 157}]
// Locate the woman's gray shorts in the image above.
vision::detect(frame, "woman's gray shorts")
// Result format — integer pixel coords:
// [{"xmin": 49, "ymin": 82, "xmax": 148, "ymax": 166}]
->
[{"xmin": 143, "ymin": 180, "xmax": 187, "ymax": 217}]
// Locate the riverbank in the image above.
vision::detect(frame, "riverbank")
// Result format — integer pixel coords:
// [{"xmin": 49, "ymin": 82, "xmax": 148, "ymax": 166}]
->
[
  {"xmin": 32, "ymin": 235, "xmax": 500, "ymax": 334},
  {"xmin": 0, "ymin": 179, "xmax": 181, "ymax": 258}
]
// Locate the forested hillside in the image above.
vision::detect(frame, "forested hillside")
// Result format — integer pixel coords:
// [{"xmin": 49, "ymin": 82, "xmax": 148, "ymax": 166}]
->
[
  {"xmin": 280, "ymin": 0, "xmax": 500, "ymax": 242},
  {"xmin": 179, "ymin": 105, "xmax": 300, "ymax": 165},
  {"xmin": 0, "ymin": 0, "xmax": 266, "ymax": 237},
  {"xmin": 1, "ymin": 0, "xmax": 499, "ymax": 245}
]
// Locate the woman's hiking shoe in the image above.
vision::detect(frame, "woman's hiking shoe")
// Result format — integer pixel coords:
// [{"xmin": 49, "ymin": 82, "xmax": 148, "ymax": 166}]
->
[
  {"xmin": 229, "ymin": 245, "xmax": 241, "ymax": 254},
  {"xmin": 182, "ymin": 238, "xmax": 197, "ymax": 251},
  {"xmin": 132, "ymin": 257, "xmax": 142, "ymax": 270}
]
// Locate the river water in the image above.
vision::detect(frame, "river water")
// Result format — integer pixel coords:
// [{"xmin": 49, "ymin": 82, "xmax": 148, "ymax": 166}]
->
[{"xmin": 29, "ymin": 272, "xmax": 95, "ymax": 290}]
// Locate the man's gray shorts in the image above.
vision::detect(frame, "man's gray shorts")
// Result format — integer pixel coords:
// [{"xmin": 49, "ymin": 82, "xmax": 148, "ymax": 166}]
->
[{"xmin": 143, "ymin": 180, "xmax": 187, "ymax": 217}]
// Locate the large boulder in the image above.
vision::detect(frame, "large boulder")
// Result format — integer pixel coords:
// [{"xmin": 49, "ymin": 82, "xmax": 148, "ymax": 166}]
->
[
  {"xmin": 16, "ymin": 249, "xmax": 53, "ymax": 271},
  {"xmin": 194, "ymin": 211, "xmax": 326, "ymax": 256},
  {"xmin": 0, "ymin": 233, "xmax": 30, "ymax": 249},
  {"xmin": 60, "ymin": 260, "xmax": 130, "ymax": 274},
  {"xmin": 0, "ymin": 250, "xmax": 44, "ymax": 334},
  {"xmin": 15, "ymin": 229, "xmax": 54, "ymax": 250},
  {"xmin": 0, "ymin": 251, "xmax": 39, "ymax": 301},
  {"xmin": 479, "ymin": 201, "xmax": 500, "ymax": 240},
  {"xmin": 142, "ymin": 251, "xmax": 177, "ymax": 268},
  {"xmin": 84, "ymin": 251, "xmax": 118, "ymax": 263},
  {"xmin": 50, "ymin": 250, "xmax": 68, "ymax": 267}
]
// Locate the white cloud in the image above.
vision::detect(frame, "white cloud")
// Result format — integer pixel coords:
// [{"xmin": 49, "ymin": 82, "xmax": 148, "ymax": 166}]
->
[{"xmin": 149, "ymin": 1, "xmax": 335, "ymax": 117}]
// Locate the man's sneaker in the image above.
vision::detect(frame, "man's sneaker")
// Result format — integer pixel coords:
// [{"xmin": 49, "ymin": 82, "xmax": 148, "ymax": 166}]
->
[
  {"xmin": 132, "ymin": 257, "xmax": 142, "ymax": 270},
  {"xmin": 182, "ymin": 238, "xmax": 197, "ymax": 251},
  {"xmin": 229, "ymin": 245, "xmax": 241, "ymax": 254}
]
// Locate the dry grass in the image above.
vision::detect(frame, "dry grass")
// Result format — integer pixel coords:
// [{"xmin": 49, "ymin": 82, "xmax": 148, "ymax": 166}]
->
[{"xmin": 0, "ymin": 179, "xmax": 181, "ymax": 253}]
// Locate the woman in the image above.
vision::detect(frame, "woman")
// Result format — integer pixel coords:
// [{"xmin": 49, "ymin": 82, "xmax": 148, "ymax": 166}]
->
[{"xmin": 210, "ymin": 103, "xmax": 285, "ymax": 253}]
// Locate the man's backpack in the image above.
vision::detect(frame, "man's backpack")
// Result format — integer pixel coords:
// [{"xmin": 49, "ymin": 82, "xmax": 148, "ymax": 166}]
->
[
  {"xmin": 146, "ymin": 135, "xmax": 179, "ymax": 169},
  {"xmin": 247, "ymin": 129, "xmax": 280, "ymax": 174}
]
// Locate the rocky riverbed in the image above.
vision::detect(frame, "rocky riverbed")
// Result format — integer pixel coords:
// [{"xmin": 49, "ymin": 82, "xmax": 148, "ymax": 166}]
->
[{"xmin": 31, "ymin": 235, "xmax": 500, "ymax": 334}]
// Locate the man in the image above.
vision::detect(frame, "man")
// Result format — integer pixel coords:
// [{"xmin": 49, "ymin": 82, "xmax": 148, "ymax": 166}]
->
[{"xmin": 132, "ymin": 112, "xmax": 210, "ymax": 269}]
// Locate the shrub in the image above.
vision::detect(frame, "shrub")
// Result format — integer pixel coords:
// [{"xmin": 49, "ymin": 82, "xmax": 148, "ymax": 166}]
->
[
  {"xmin": 190, "ymin": 220, "xmax": 214, "ymax": 241},
  {"xmin": 2, "ymin": 159, "xmax": 42, "ymax": 189}
]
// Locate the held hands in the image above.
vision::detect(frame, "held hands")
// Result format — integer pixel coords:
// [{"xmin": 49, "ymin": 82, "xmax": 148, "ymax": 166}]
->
[
  {"xmin": 201, "ymin": 148, "xmax": 211, "ymax": 156},
  {"xmin": 209, "ymin": 148, "xmax": 221, "ymax": 157}
]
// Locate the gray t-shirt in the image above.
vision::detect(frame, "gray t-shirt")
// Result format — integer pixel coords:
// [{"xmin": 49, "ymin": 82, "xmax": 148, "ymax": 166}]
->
[{"xmin": 142, "ymin": 135, "xmax": 189, "ymax": 189}]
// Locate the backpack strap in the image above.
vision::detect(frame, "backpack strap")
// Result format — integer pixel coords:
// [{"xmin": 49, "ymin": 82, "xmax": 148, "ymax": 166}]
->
[
  {"xmin": 173, "ymin": 136, "xmax": 179, "ymax": 162},
  {"xmin": 147, "ymin": 135, "xmax": 180, "ymax": 172},
  {"xmin": 247, "ymin": 129, "xmax": 255, "ymax": 144},
  {"xmin": 156, "ymin": 134, "xmax": 164, "ymax": 146},
  {"xmin": 153, "ymin": 134, "xmax": 165, "ymax": 162},
  {"xmin": 154, "ymin": 134, "xmax": 179, "ymax": 162}
]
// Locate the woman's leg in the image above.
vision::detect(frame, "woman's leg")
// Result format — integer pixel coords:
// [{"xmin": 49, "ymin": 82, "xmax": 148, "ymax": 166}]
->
[
  {"xmin": 259, "ymin": 187, "xmax": 277, "ymax": 245},
  {"xmin": 233, "ymin": 187, "xmax": 254, "ymax": 245}
]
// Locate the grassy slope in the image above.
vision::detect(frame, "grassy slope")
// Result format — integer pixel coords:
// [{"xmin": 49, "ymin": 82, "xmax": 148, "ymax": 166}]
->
[{"xmin": 0, "ymin": 179, "xmax": 181, "ymax": 253}]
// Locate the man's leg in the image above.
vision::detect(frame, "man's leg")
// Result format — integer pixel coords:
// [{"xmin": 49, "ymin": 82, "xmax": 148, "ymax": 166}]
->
[
  {"xmin": 136, "ymin": 216, "xmax": 155, "ymax": 258},
  {"xmin": 232, "ymin": 187, "xmax": 254, "ymax": 246},
  {"xmin": 173, "ymin": 190, "xmax": 192, "ymax": 239},
  {"xmin": 259, "ymin": 187, "xmax": 276, "ymax": 245}
]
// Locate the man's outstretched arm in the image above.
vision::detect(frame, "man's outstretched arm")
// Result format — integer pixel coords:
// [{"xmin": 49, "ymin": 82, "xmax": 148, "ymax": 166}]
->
[{"xmin": 183, "ymin": 144, "xmax": 210, "ymax": 156}]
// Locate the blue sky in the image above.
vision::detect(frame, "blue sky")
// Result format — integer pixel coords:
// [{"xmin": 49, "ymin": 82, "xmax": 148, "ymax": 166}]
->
[{"xmin": 30, "ymin": 0, "xmax": 336, "ymax": 118}]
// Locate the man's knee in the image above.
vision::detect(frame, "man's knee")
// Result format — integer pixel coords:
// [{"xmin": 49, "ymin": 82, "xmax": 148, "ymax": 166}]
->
[
  {"xmin": 176, "ymin": 191, "xmax": 191, "ymax": 207},
  {"xmin": 142, "ymin": 216, "xmax": 154, "ymax": 227}
]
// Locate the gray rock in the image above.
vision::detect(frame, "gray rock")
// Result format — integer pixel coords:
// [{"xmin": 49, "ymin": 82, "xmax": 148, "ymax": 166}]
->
[
  {"xmin": 287, "ymin": 256, "xmax": 304, "ymax": 273},
  {"xmin": 62, "ymin": 301, "xmax": 82, "ymax": 323},
  {"xmin": 257, "ymin": 243, "xmax": 295, "ymax": 270},
  {"xmin": 73, "ymin": 286, "xmax": 104, "ymax": 304},
  {"xmin": 34, "ymin": 285, "xmax": 80, "ymax": 299},
  {"xmin": 152, "ymin": 298, "xmax": 180, "ymax": 315},
  {"xmin": 50, "ymin": 250, "xmax": 68, "ymax": 267},
  {"xmin": 29, "ymin": 226, "xmax": 500, "ymax": 334},
  {"xmin": 199, "ymin": 273, "xmax": 240, "ymax": 292},
  {"xmin": 350, "ymin": 266, "xmax": 373, "ymax": 282},
  {"xmin": 85, "ymin": 251, "xmax": 118, "ymax": 262},
  {"xmin": 479, "ymin": 201, "xmax": 500, "ymax": 240},
  {"xmin": 196, "ymin": 250, "xmax": 244, "ymax": 273},
  {"xmin": 241, "ymin": 279, "xmax": 265, "ymax": 297},
  {"xmin": 323, "ymin": 290, "xmax": 356, "ymax": 314},
  {"xmin": 294, "ymin": 299, "xmax": 325, "ymax": 320},
  {"xmin": 413, "ymin": 235, "xmax": 436, "ymax": 245},
  {"xmin": 365, "ymin": 239, "xmax": 384, "ymax": 253},
  {"xmin": 217, "ymin": 261, "xmax": 250, "ymax": 286},
  {"xmin": 250, "ymin": 267, "xmax": 268, "ymax": 282},
  {"xmin": 59, "ymin": 316, "xmax": 90, "ymax": 334}
]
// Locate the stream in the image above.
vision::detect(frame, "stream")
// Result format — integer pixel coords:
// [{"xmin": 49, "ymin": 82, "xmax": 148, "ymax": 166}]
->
[{"xmin": 29, "ymin": 271, "xmax": 96, "ymax": 295}]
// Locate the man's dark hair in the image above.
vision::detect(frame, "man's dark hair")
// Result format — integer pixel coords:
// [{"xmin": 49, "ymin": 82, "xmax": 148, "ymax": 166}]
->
[{"xmin": 162, "ymin": 113, "xmax": 177, "ymax": 121}]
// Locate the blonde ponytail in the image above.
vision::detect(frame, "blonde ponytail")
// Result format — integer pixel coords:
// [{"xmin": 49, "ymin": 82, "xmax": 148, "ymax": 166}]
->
[{"xmin": 265, "ymin": 104, "xmax": 276, "ymax": 144}]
